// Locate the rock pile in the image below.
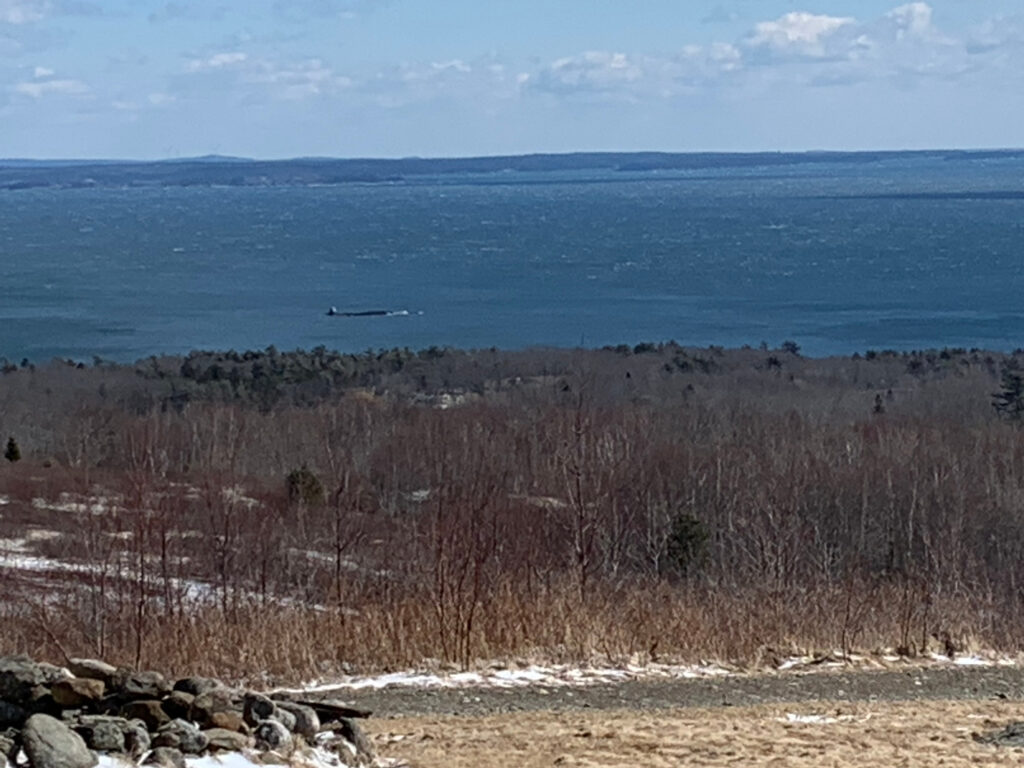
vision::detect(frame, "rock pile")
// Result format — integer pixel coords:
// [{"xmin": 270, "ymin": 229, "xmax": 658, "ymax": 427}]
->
[{"xmin": 0, "ymin": 656, "xmax": 376, "ymax": 768}]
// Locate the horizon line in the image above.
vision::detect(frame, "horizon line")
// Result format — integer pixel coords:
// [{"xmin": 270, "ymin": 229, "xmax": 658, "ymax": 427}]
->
[{"xmin": 2, "ymin": 146, "xmax": 1024, "ymax": 165}]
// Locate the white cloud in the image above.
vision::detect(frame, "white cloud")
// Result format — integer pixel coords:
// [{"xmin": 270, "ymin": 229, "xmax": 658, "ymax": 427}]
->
[
  {"xmin": 530, "ymin": 45, "xmax": 742, "ymax": 99},
  {"xmin": 246, "ymin": 57, "xmax": 349, "ymax": 99},
  {"xmin": 148, "ymin": 2, "xmax": 227, "ymax": 24},
  {"xmin": 0, "ymin": 0, "xmax": 47, "ymax": 24},
  {"xmin": 887, "ymin": 3, "xmax": 934, "ymax": 39},
  {"xmin": 178, "ymin": 51, "xmax": 351, "ymax": 102},
  {"xmin": 540, "ymin": 52, "xmax": 645, "ymax": 94},
  {"xmin": 186, "ymin": 51, "xmax": 247, "ymax": 72},
  {"xmin": 519, "ymin": 2, "xmax": 1008, "ymax": 102},
  {"xmin": 355, "ymin": 55, "xmax": 523, "ymax": 108},
  {"xmin": 966, "ymin": 16, "xmax": 1024, "ymax": 54},
  {"xmin": 148, "ymin": 91, "xmax": 175, "ymax": 106},
  {"xmin": 745, "ymin": 12, "xmax": 855, "ymax": 57},
  {"xmin": 0, "ymin": 0, "xmax": 100, "ymax": 25},
  {"xmin": 13, "ymin": 76, "xmax": 87, "ymax": 97},
  {"xmin": 32, "ymin": 64, "xmax": 51, "ymax": 76}
]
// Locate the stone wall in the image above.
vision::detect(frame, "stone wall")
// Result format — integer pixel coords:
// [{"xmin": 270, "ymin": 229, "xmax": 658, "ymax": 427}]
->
[{"xmin": 0, "ymin": 657, "xmax": 375, "ymax": 768}]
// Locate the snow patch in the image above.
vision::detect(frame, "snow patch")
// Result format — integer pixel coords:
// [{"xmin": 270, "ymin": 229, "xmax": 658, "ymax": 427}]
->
[
  {"xmin": 32, "ymin": 494, "xmax": 118, "ymax": 514},
  {"xmin": 783, "ymin": 713, "xmax": 841, "ymax": 724},
  {"xmin": 97, "ymin": 747, "xmax": 358, "ymax": 768},
  {"xmin": 781, "ymin": 712, "xmax": 860, "ymax": 725},
  {"xmin": 283, "ymin": 662, "xmax": 732, "ymax": 693},
  {"xmin": 928, "ymin": 653, "xmax": 1000, "ymax": 667}
]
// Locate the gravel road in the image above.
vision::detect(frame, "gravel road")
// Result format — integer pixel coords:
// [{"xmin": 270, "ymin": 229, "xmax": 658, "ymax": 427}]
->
[{"xmin": 327, "ymin": 666, "xmax": 1024, "ymax": 719}]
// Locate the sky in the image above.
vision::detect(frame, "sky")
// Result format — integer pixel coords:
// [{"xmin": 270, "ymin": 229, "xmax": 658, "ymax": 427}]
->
[{"xmin": 0, "ymin": 0, "xmax": 1022, "ymax": 159}]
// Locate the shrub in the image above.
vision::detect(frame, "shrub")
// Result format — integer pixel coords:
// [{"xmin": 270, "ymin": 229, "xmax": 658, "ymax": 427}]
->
[
  {"xmin": 664, "ymin": 513, "xmax": 709, "ymax": 577},
  {"xmin": 286, "ymin": 464, "xmax": 325, "ymax": 506},
  {"xmin": 4, "ymin": 437, "xmax": 20, "ymax": 463}
]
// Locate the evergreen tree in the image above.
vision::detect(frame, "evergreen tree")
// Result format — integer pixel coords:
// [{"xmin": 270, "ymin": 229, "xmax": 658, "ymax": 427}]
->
[
  {"xmin": 993, "ymin": 367, "xmax": 1024, "ymax": 422},
  {"xmin": 4, "ymin": 437, "xmax": 20, "ymax": 463},
  {"xmin": 286, "ymin": 464, "xmax": 325, "ymax": 506}
]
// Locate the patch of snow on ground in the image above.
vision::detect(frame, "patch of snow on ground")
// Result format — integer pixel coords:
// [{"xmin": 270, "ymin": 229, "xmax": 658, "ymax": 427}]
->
[
  {"xmin": 98, "ymin": 747, "xmax": 358, "ymax": 768},
  {"xmin": 284, "ymin": 662, "xmax": 733, "ymax": 693},
  {"xmin": 783, "ymin": 713, "xmax": 841, "ymax": 724},
  {"xmin": 31, "ymin": 494, "xmax": 117, "ymax": 514},
  {"xmin": 222, "ymin": 486, "xmax": 260, "ymax": 508},
  {"xmin": 778, "ymin": 651, "xmax": 1017, "ymax": 672},
  {"xmin": 929, "ymin": 653, "xmax": 999, "ymax": 667}
]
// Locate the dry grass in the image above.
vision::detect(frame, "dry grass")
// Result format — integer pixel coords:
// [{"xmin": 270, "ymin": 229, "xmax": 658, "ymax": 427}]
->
[{"xmin": 371, "ymin": 700, "xmax": 1024, "ymax": 767}]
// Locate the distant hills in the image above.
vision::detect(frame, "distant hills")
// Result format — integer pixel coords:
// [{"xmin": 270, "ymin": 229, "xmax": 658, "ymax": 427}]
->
[{"xmin": 1, "ymin": 149, "xmax": 1022, "ymax": 191}]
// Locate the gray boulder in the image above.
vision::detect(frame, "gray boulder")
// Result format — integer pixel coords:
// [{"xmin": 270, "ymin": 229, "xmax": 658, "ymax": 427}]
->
[
  {"xmin": 202, "ymin": 728, "xmax": 253, "ymax": 752},
  {"xmin": 190, "ymin": 689, "xmax": 236, "ymax": 728},
  {"xmin": 143, "ymin": 747, "xmax": 186, "ymax": 768},
  {"xmin": 72, "ymin": 717, "xmax": 127, "ymax": 753},
  {"xmin": 153, "ymin": 720, "xmax": 208, "ymax": 755},
  {"xmin": 120, "ymin": 701, "xmax": 169, "ymax": 732},
  {"xmin": 207, "ymin": 712, "xmax": 248, "ymax": 734},
  {"xmin": 36, "ymin": 665, "xmax": 69, "ymax": 687},
  {"xmin": 0, "ymin": 657, "xmax": 50, "ymax": 706},
  {"xmin": 172, "ymin": 677, "xmax": 220, "ymax": 697},
  {"xmin": 51, "ymin": 680, "xmax": 105, "ymax": 709},
  {"xmin": 273, "ymin": 701, "xmax": 320, "ymax": 742},
  {"xmin": 975, "ymin": 721, "xmax": 1024, "ymax": 747},
  {"xmin": 123, "ymin": 720, "xmax": 151, "ymax": 760},
  {"xmin": 111, "ymin": 671, "xmax": 170, "ymax": 701},
  {"xmin": 254, "ymin": 719, "xmax": 293, "ymax": 755},
  {"xmin": 0, "ymin": 700, "xmax": 27, "ymax": 728},
  {"xmin": 21, "ymin": 714, "xmax": 98, "ymax": 768},
  {"xmin": 160, "ymin": 692, "xmax": 194, "ymax": 721},
  {"xmin": 242, "ymin": 693, "xmax": 274, "ymax": 727},
  {"xmin": 335, "ymin": 718, "xmax": 376, "ymax": 768},
  {"xmin": 271, "ymin": 707, "xmax": 295, "ymax": 733},
  {"xmin": 67, "ymin": 660, "xmax": 117, "ymax": 686},
  {"xmin": 297, "ymin": 699, "xmax": 372, "ymax": 721}
]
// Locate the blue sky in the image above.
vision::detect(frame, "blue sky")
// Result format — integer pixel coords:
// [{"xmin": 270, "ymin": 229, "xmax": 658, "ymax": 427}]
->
[{"xmin": 1, "ymin": 0, "xmax": 1022, "ymax": 158}]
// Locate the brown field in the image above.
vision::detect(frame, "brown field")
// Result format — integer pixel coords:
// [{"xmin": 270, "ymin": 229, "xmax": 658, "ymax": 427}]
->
[{"xmin": 370, "ymin": 700, "xmax": 1024, "ymax": 767}]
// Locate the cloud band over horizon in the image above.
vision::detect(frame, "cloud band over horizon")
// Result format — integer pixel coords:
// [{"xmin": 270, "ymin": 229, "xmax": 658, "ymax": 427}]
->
[{"xmin": 1, "ymin": 0, "xmax": 1022, "ymax": 158}]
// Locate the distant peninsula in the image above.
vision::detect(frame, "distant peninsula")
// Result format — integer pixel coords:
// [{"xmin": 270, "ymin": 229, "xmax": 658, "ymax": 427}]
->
[{"xmin": 1, "ymin": 149, "xmax": 1022, "ymax": 191}]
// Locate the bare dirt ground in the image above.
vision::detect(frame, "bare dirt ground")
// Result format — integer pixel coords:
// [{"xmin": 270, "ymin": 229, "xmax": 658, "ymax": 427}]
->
[
  {"xmin": 353, "ymin": 667, "xmax": 1024, "ymax": 767},
  {"xmin": 370, "ymin": 701, "xmax": 1024, "ymax": 767}
]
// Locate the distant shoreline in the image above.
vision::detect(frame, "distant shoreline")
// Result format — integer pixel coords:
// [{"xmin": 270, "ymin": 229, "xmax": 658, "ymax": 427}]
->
[
  {"xmin": 3, "ymin": 148, "xmax": 1024, "ymax": 191},
  {"xmin": 4, "ymin": 340, "xmax": 1018, "ymax": 372}
]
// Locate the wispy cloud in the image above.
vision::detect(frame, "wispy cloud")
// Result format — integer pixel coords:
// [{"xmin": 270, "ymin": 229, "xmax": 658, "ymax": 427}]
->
[
  {"xmin": 357, "ymin": 56, "xmax": 523, "ymax": 108},
  {"xmin": 0, "ymin": 0, "xmax": 47, "ymax": 24},
  {"xmin": 271, "ymin": 0, "xmax": 389, "ymax": 23},
  {"xmin": 179, "ymin": 50, "xmax": 351, "ymax": 101},
  {"xmin": 186, "ymin": 51, "xmax": 247, "ymax": 72},
  {"xmin": 529, "ymin": 44, "xmax": 741, "ymax": 100},
  {"xmin": 702, "ymin": 6, "xmax": 739, "ymax": 25},
  {"xmin": 0, "ymin": 0, "xmax": 100, "ymax": 24},
  {"xmin": 13, "ymin": 75, "xmax": 88, "ymax": 97},
  {"xmin": 148, "ymin": 2, "xmax": 227, "ymax": 24}
]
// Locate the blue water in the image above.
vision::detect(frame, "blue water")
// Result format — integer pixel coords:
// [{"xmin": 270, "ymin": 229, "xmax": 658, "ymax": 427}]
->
[{"xmin": 3, "ymin": 154, "xmax": 1024, "ymax": 362}]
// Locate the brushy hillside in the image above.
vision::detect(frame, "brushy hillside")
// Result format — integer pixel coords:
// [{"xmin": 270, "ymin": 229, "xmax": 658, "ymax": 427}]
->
[{"xmin": 1, "ymin": 342, "xmax": 1024, "ymax": 681}]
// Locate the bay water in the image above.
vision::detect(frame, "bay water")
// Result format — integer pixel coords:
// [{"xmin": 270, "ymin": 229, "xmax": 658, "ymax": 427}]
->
[{"xmin": 2, "ymin": 153, "xmax": 1024, "ymax": 362}]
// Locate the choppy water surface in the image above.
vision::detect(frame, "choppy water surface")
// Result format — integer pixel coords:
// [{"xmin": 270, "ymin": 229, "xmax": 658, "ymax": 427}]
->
[{"xmin": 3, "ymin": 154, "xmax": 1024, "ymax": 362}]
